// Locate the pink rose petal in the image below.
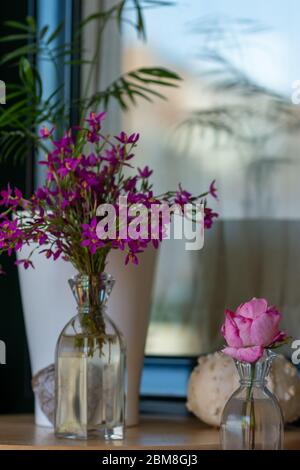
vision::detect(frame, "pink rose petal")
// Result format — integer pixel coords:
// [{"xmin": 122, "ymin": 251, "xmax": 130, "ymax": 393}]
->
[
  {"xmin": 234, "ymin": 315, "xmax": 252, "ymax": 347},
  {"xmin": 222, "ymin": 346, "xmax": 264, "ymax": 363},
  {"xmin": 221, "ymin": 298, "xmax": 287, "ymax": 357},
  {"xmin": 250, "ymin": 309, "xmax": 281, "ymax": 346},
  {"xmin": 270, "ymin": 330, "xmax": 287, "ymax": 344},
  {"xmin": 236, "ymin": 298, "xmax": 268, "ymax": 319},
  {"xmin": 221, "ymin": 310, "xmax": 243, "ymax": 348}
]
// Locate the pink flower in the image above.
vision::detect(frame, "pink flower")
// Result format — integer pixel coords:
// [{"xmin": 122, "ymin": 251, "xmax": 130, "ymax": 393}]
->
[
  {"xmin": 52, "ymin": 134, "xmax": 73, "ymax": 155},
  {"xmin": 15, "ymin": 259, "xmax": 34, "ymax": 270},
  {"xmin": 39, "ymin": 126, "xmax": 54, "ymax": 139},
  {"xmin": 209, "ymin": 179, "xmax": 218, "ymax": 199},
  {"xmin": 175, "ymin": 185, "xmax": 192, "ymax": 205},
  {"xmin": 0, "ymin": 185, "xmax": 23, "ymax": 208},
  {"xmin": 87, "ymin": 130, "xmax": 100, "ymax": 143},
  {"xmin": 103, "ymin": 148, "xmax": 119, "ymax": 166},
  {"xmin": 57, "ymin": 158, "xmax": 80, "ymax": 178},
  {"xmin": 115, "ymin": 132, "xmax": 139, "ymax": 144},
  {"xmin": 125, "ymin": 252, "xmax": 141, "ymax": 265},
  {"xmin": 221, "ymin": 298, "xmax": 287, "ymax": 363},
  {"xmin": 85, "ymin": 111, "xmax": 106, "ymax": 131},
  {"xmin": 138, "ymin": 166, "xmax": 153, "ymax": 178},
  {"xmin": 0, "ymin": 111, "xmax": 218, "ymax": 273},
  {"xmin": 81, "ymin": 218, "xmax": 105, "ymax": 254},
  {"xmin": 0, "ymin": 184, "xmax": 12, "ymax": 206},
  {"xmin": 123, "ymin": 177, "xmax": 137, "ymax": 191},
  {"xmin": 222, "ymin": 345, "xmax": 264, "ymax": 363},
  {"xmin": 204, "ymin": 207, "xmax": 218, "ymax": 229}
]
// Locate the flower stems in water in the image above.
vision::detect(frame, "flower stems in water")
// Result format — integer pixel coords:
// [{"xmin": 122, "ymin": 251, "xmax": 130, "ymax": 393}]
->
[{"xmin": 246, "ymin": 363, "xmax": 256, "ymax": 450}]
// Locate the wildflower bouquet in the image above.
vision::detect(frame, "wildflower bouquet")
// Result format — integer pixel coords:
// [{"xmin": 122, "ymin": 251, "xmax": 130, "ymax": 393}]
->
[{"xmin": 0, "ymin": 112, "xmax": 218, "ymax": 275}]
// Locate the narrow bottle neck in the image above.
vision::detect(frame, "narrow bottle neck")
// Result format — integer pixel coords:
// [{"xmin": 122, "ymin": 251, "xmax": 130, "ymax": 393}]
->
[
  {"xmin": 235, "ymin": 350, "xmax": 275, "ymax": 386},
  {"xmin": 239, "ymin": 378, "xmax": 266, "ymax": 387},
  {"xmin": 78, "ymin": 306, "xmax": 105, "ymax": 316},
  {"xmin": 69, "ymin": 273, "xmax": 115, "ymax": 311}
]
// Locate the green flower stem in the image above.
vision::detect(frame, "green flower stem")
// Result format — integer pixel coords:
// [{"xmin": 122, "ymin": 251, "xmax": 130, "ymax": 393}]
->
[{"xmin": 246, "ymin": 363, "xmax": 256, "ymax": 450}]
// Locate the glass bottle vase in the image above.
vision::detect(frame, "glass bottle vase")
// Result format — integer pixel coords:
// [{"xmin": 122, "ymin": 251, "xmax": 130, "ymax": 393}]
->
[
  {"xmin": 55, "ymin": 273, "xmax": 126, "ymax": 440},
  {"xmin": 220, "ymin": 350, "xmax": 283, "ymax": 450}
]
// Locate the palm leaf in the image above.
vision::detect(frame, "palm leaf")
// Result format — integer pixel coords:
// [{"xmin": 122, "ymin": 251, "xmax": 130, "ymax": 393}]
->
[
  {"xmin": 4, "ymin": 20, "xmax": 33, "ymax": 32},
  {"xmin": 83, "ymin": 67, "xmax": 181, "ymax": 111},
  {"xmin": 0, "ymin": 2, "xmax": 179, "ymax": 163},
  {"xmin": 45, "ymin": 22, "xmax": 64, "ymax": 45}
]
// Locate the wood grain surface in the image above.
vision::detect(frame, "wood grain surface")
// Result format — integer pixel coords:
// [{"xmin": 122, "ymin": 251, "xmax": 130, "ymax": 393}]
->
[{"xmin": 0, "ymin": 415, "xmax": 298, "ymax": 450}]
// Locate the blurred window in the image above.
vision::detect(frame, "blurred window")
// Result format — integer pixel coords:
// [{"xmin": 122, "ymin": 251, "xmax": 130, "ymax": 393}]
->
[{"xmin": 122, "ymin": 0, "xmax": 300, "ymax": 357}]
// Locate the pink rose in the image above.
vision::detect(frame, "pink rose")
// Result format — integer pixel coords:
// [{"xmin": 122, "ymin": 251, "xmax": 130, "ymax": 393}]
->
[{"xmin": 221, "ymin": 298, "xmax": 287, "ymax": 363}]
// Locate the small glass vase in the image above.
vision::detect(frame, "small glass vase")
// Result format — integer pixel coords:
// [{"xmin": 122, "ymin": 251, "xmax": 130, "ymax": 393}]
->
[
  {"xmin": 55, "ymin": 273, "xmax": 126, "ymax": 440},
  {"xmin": 220, "ymin": 350, "xmax": 283, "ymax": 450}
]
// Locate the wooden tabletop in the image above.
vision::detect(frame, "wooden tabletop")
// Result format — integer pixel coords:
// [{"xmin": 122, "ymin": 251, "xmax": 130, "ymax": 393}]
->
[{"xmin": 0, "ymin": 415, "xmax": 299, "ymax": 450}]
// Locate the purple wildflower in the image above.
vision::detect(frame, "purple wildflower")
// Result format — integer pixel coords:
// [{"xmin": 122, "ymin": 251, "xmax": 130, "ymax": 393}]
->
[
  {"xmin": 175, "ymin": 185, "xmax": 192, "ymax": 206},
  {"xmin": 0, "ymin": 184, "xmax": 12, "ymax": 206},
  {"xmin": 85, "ymin": 111, "xmax": 106, "ymax": 131},
  {"xmin": 138, "ymin": 166, "xmax": 153, "ymax": 178},
  {"xmin": 204, "ymin": 207, "xmax": 218, "ymax": 229},
  {"xmin": 123, "ymin": 177, "xmax": 137, "ymax": 192},
  {"xmin": 15, "ymin": 259, "xmax": 34, "ymax": 270},
  {"xmin": 39, "ymin": 126, "xmax": 54, "ymax": 139},
  {"xmin": 0, "ymin": 185, "xmax": 23, "ymax": 208},
  {"xmin": 81, "ymin": 218, "xmax": 105, "ymax": 254},
  {"xmin": 57, "ymin": 157, "xmax": 80, "ymax": 178},
  {"xmin": 115, "ymin": 132, "xmax": 139, "ymax": 144},
  {"xmin": 209, "ymin": 180, "xmax": 218, "ymax": 199},
  {"xmin": 87, "ymin": 130, "xmax": 100, "ymax": 143}
]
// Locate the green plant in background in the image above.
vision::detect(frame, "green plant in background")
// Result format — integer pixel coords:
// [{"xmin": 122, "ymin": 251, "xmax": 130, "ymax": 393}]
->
[{"xmin": 0, "ymin": 0, "xmax": 181, "ymax": 163}]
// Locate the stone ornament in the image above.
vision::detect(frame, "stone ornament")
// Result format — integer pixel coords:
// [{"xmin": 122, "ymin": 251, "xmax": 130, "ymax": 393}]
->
[
  {"xmin": 32, "ymin": 364, "xmax": 55, "ymax": 425},
  {"xmin": 187, "ymin": 352, "xmax": 300, "ymax": 426}
]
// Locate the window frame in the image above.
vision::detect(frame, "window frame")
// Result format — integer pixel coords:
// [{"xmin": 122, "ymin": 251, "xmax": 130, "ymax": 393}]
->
[{"xmin": 140, "ymin": 355, "xmax": 198, "ymax": 415}]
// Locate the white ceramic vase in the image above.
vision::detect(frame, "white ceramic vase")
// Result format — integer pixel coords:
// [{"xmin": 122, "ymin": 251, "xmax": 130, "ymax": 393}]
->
[{"xmin": 16, "ymin": 245, "xmax": 157, "ymax": 427}]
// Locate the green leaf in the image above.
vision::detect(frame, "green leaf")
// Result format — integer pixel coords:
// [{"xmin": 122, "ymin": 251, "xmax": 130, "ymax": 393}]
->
[
  {"xmin": 137, "ymin": 67, "xmax": 181, "ymax": 80},
  {"xmin": 116, "ymin": 1, "xmax": 126, "ymax": 31},
  {"xmin": 120, "ymin": 78, "xmax": 136, "ymax": 104},
  {"xmin": 80, "ymin": 11, "xmax": 111, "ymax": 29},
  {"xmin": 34, "ymin": 69, "xmax": 43, "ymax": 102},
  {"xmin": 0, "ymin": 34, "xmax": 32, "ymax": 43},
  {"xmin": 46, "ymin": 22, "xmax": 64, "ymax": 45},
  {"xmin": 133, "ymin": 0, "xmax": 146, "ymax": 40},
  {"xmin": 126, "ymin": 89, "xmax": 153, "ymax": 103},
  {"xmin": 39, "ymin": 25, "xmax": 49, "ymax": 39},
  {"xmin": 83, "ymin": 65, "xmax": 181, "ymax": 115},
  {"xmin": 130, "ymin": 83, "xmax": 167, "ymax": 100},
  {"xmin": 13, "ymin": 140, "xmax": 32, "ymax": 163},
  {"xmin": 63, "ymin": 59, "xmax": 94, "ymax": 66},
  {"xmin": 111, "ymin": 83, "xmax": 128, "ymax": 110},
  {"xmin": 16, "ymin": 58, "xmax": 43, "ymax": 102},
  {"xmin": 0, "ymin": 3, "xmax": 182, "ymax": 163},
  {"xmin": 19, "ymin": 57, "xmax": 34, "ymax": 87},
  {"xmin": 4, "ymin": 20, "xmax": 32, "ymax": 32},
  {"xmin": 26, "ymin": 16, "xmax": 36, "ymax": 32},
  {"xmin": 0, "ymin": 99, "xmax": 31, "ymax": 126},
  {"xmin": 4, "ymin": 89, "xmax": 26, "ymax": 101},
  {"xmin": 1, "ymin": 134, "xmax": 24, "ymax": 161},
  {"xmin": 129, "ymin": 72, "xmax": 179, "ymax": 87},
  {"xmin": 0, "ymin": 44, "xmax": 39, "ymax": 65},
  {"xmin": 139, "ymin": 0, "xmax": 175, "ymax": 5}
]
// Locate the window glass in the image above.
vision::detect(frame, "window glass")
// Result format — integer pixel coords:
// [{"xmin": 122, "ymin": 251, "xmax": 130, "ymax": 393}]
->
[{"xmin": 123, "ymin": 0, "xmax": 300, "ymax": 355}]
